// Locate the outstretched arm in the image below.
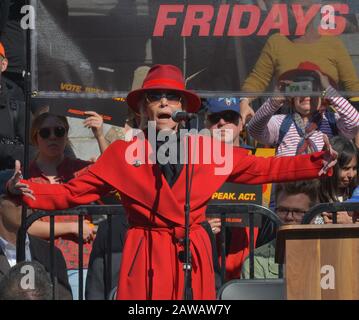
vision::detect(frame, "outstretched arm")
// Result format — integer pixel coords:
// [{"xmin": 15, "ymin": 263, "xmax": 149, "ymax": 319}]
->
[
  {"xmin": 7, "ymin": 161, "xmax": 112, "ymax": 210},
  {"xmin": 229, "ymin": 135, "xmax": 337, "ymax": 184}
]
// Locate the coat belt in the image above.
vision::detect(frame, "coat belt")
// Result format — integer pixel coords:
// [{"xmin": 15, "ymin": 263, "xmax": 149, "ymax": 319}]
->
[{"xmin": 131, "ymin": 224, "xmax": 203, "ymax": 244}]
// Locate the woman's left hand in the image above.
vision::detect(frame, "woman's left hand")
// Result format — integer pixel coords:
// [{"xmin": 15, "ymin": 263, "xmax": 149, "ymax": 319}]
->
[
  {"xmin": 319, "ymin": 134, "xmax": 338, "ymax": 176},
  {"xmin": 83, "ymin": 111, "xmax": 104, "ymax": 139},
  {"xmin": 315, "ymin": 70, "xmax": 330, "ymax": 90},
  {"xmin": 7, "ymin": 160, "xmax": 36, "ymax": 200}
]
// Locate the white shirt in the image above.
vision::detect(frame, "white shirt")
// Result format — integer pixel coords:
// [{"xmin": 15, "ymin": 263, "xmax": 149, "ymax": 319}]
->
[{"xmin": 0, "ymin": 234, "xmax": 32, "ymax": 267}]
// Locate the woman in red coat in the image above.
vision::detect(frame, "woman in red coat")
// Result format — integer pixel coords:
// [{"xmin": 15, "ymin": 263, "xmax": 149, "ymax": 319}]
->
[{"xmin": 7, "ymin": 64, "xmax": 337, "ymax": 300}]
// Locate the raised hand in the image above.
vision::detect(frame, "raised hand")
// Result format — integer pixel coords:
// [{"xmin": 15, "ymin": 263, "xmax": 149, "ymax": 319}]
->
[
  {"xmin": 239, "ymin": 99, "xmax": 255, "ymax": 125},
  {"xmin": 315, "ymin": 70, "xmax": 330, "ymax": 90},
  {"xmin": 7, "ymin": 160, "xmax": 36, "ymax": 200},
  {"xmin": 319, "ymin": 134, "xmax": 338, "ymax": 176},
  {"xmin": 83, "ymin": 111, "xmax": 104, "ymax": 139},
  {"xmin": 273, "ymin": 80, "xmax": 291, "ymax": 106}
]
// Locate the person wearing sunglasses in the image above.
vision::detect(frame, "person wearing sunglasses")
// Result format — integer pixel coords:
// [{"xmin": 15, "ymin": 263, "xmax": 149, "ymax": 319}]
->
[
  {"xmin": 205, "ymin": 97, "xmax": 244, "ymax": 147},
  {"xmin": 25, "ymin": 112, "xmax": 105, "ymax": 300},
  {"xmin": 7, "ymin": 64, "xmax": 337, "ymax": 300},
  {"xmin": 204, "ymin": 97, "xmax": 259, "ymax": 281}
]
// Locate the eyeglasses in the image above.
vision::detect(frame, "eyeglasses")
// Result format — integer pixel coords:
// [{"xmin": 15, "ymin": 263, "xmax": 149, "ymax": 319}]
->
[
  {"xmin": 145, "ymin": 91, "xmax": 182, "ymax": 104},
  {"xmin": 275, "ymin": 207, "xmax": 307, "ymax": 220},
  {"xmin": 38, "ymin": 126, "xmax": 67, "ymax": 139},
  {"xmin": 208, "ymin": 111, "xmax": 240, "ymax": 125}
]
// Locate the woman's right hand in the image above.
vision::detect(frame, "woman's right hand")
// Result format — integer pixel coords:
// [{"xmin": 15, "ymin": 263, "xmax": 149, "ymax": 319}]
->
[
  {"xmin": 208, "ymin": 218, "xmax": 222, "ymax": 235},
  {"xmin": 70, "ymin": 220, "xmax": 97, "ymax": 243},
  {"xmin": 239, "ymin": 99, "xmax": 255, "ymax": 125},
  {"xmin": 7, "ymin": 160, "xmax": 36, "ymax": 200},
  {"xmin": 83, "ymin": 111, "xmax": 104, "ymax": 139},
  {"xmin": 273, "ymin": 81, "xmax": 291, "ymax": 106}
]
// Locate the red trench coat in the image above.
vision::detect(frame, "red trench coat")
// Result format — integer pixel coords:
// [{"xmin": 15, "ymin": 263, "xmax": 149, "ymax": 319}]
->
[{"xmin": 21, "ymin": 136, "xmax": 329, "ymax": 300}]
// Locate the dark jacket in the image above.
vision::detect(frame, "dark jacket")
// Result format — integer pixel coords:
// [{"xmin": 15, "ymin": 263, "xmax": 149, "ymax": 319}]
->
[
  {"xmin": 85, "ymin": 213, "xmax": 128, "ymax": 300},
  {"xmin": 0, "ymin": 77, "xmax": 36, "ymax": 170},
  {"xmin": 0, "ymin": 235, "xmax": 72, "ymax": 300},
  {"xmin": 0, "ymin": 0, "xmax": 26, "ymax": 74}
]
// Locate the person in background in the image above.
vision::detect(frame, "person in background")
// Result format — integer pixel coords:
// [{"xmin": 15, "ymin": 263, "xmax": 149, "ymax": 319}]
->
[
  {"xmin": 241, "ymin": 179, "xmax": 319, "ymax": 279},
  {"xmin": 343, "ymin": 186, "xmax": 359, "ymax": 224},
  {"xmin": 103, "ymin": 66, "xmax": 150, "ymax": 149},
  {"xmin": 204, "ymin": 97, "xmax": 258, "ymax": 280},
  {"xmin": 247, "ymin": 62, "xmax": 359, "ymax": 157},
  {"xmin": 316, "ymin": 135, "xmax": 358, "ymax": 224},
  {"xmin": 239, "ymin": 0, "xmax": 359, "ymax": 148},
  {"xmin": 0, "ymin": 0, "xmax": 26, "ymax": 90},
  {"xmin": 0, "ymin": 41, "xmax": 37, "ymax": 170},
  {"xmin": 0, "ymin": 170, "xmax": 71, "ymax": 299},
  {"xmin": 0, "ymin": 261, "xmax": 54, "ymax": 300},
  {"xmin": 25, "ymin": 112, "xmax": 103, "ymax": 299},
  {"xmin": 85, "ymin": 208, "xmax": 128, "ymax": 300}
]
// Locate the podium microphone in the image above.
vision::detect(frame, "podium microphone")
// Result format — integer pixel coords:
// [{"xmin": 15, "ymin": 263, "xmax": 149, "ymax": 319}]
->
[{"xmin": 171, "ymin": 111, "xmax": 198, "ymax": 122}]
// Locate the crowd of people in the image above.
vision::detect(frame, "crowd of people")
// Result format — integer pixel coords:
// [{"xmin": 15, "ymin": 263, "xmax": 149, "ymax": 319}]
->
[{"xmin": 0, "ymin": 0, "xmax": 358, "ymax": 301}]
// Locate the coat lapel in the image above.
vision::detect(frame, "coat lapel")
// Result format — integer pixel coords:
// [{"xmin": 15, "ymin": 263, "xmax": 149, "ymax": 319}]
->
[{"xmin": 90, "ymin": 139, "xmax": 185, "ymax": 225}]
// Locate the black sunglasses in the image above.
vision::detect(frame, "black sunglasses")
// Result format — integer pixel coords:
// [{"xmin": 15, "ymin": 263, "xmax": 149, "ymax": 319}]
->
[
  {"xmin": 38, "ymin": 126, "xmax": 67, "ymax": 139},
  {"xmin": 208, "ymin": 111, "xmax": 240, "ymax": 124},
  {"xmin": 145, "ymin": 91, "xmax": 182, "ymax": 103}
]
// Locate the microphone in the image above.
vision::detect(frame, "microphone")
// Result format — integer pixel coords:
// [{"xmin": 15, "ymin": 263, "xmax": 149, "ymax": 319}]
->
[{"xmin": 171, "ymin": 111, "xmax": 198, "ymax": 122}]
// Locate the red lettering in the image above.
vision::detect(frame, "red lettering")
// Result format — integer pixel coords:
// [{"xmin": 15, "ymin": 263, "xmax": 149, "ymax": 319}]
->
[
  {"xmin": 213, "ymin": 4, "xmax": 230, "ymax": 36},
  {"xmin": 319, "ymin": 4, "xmax": 349, "ymax": 36},
  {"xmin": 153, "ymin": 5, "xmax": 184, "ymax": 36},
  {"xmin": 181, "ymin": 5, "xmax": 214, "ymax": 36},
  {"xmin": 257, "ymin": 4, "xmax": 289, "ymax": 36},
  {"xmin": 228, "ymin": 5, "xmax": 260, "ymax": 36},
  {"xmin": 152, "ymin": 3, "xmax": 347, "ymax": 38},
  {"xmin": 292, "ymin": 4, "xmax": 321, "ymax": 36}
]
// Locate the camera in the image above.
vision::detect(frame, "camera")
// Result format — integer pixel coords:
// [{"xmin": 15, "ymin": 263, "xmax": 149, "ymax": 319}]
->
[
  {"xmin": 281, "ymin": 73, "xmax": 321, "ymax": 95},
  {"xmin": 285, "ymin": 81, "xmax": 313, "ymax": 94}
]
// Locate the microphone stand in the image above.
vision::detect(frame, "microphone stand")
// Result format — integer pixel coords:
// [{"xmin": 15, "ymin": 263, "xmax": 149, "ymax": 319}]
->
[{"xmin": 182, "ymin": 117, "xmax": 198, "ymax": 300}]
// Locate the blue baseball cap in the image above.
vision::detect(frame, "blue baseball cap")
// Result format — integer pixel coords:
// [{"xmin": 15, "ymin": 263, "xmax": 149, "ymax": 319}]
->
[
  {"xmin": 206, "ymin": 97, "xmax": 241, "ymax": 114},
  {"xmin": 345, "ymin": 186, "xmax": 359, "ymax": 203}
]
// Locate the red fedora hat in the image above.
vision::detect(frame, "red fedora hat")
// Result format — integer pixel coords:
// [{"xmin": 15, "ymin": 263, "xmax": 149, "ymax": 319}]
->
[
  {"xmin": 278, "ymin": 61, "xmax": 338, "ymax": 89},
  {"xmin": 126, "ymin": 64, "xmax": 201, "ymax": 113}
]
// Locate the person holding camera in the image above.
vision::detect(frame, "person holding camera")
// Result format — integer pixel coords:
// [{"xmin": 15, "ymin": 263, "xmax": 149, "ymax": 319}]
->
[{"xmin": 247, "ymin": 62, "xmax": 359, "ymax": 157}]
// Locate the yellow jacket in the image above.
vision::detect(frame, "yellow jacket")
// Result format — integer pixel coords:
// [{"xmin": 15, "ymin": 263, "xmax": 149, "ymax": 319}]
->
[{"xmin": 242, "ymin": 33, "xmax": 359, "ymax": 94}]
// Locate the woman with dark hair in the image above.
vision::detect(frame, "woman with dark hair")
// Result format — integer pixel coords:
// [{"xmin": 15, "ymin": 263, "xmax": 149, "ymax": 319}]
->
[
  {"xmin": 317, "ymin": 135, "xmax": 358, "ymax": 223},
  {"xmin": 319, "ymin": 135, "xmax": 358, "ymax": 202}
]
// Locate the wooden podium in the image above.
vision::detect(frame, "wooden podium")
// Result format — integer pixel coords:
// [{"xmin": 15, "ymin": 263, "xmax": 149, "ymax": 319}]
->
[{"xmin": 276, "ymin": 224, "xmax": 359, "ymax": 300}]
